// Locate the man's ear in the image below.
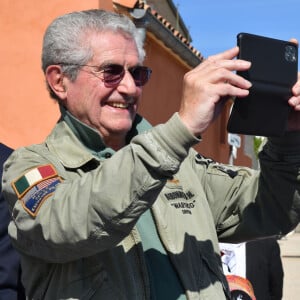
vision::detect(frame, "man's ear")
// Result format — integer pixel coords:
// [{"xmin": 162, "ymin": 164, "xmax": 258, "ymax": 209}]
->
[{"xmin": 45, "ymin": 65, "xmax": 67, "ymax": 100}]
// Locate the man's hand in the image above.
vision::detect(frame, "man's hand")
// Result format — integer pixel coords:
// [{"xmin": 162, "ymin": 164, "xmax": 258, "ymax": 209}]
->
[{"xmin": 178, "ymin": 46, "xmax": 252, "ymax": 137}]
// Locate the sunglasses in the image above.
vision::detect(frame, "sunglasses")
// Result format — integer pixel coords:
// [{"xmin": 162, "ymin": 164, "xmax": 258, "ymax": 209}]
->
[{"xmin": 58, "ymin": 63, "xmax": 152, "ymax": 88}]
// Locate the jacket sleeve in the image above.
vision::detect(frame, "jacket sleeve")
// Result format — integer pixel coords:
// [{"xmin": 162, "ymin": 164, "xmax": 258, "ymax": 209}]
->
[
  {"xmin": 2, "ymin": 114, "xmax": 199, "ymax": 263},
  {"xmin": 197, "ymin": 131, "xmax": 300, "ymax": 242}
]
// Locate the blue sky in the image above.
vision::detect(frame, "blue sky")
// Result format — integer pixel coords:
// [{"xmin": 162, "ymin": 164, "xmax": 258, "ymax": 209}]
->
[{"xmin": 176, "ymin": 0, "xmax": 300, "ymax": 64}]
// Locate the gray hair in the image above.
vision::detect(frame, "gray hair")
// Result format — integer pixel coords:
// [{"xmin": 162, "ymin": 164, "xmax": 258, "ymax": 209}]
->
[{"xmin": 42, "ymin": 9, "xmax": 146, "ymax": 100}]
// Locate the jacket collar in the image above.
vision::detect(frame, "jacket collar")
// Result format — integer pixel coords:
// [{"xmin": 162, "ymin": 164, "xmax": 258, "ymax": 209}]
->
[{"xmin": 46, "ymin": 106, "xmax": 151, "ymax": 169}]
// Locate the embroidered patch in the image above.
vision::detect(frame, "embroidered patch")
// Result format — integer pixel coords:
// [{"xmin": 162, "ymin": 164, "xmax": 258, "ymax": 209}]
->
[
  {"xmin": 21, "ymin": 177, "xmax": 61, "ymax": 217},
  {"xmin": 11, "ymin": 164, "xmax": 61, "ymax": 217},
  {"xmin": 12, "ymin": 164, "xmax": 57, "ymax": 198},
  {"xmin": 164, "ymin": 188, "xmax": 196, "ymax": 215}
]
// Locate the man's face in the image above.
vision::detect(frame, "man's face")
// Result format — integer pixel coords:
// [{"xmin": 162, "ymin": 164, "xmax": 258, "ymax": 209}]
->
[{"xmin": 63, "ymin": 31, "xmax": 143, "ymax": 143}]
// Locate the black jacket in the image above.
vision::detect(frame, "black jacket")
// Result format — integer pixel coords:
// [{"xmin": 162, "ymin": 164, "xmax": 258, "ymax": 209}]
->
[{"xmin": 246, "ymin": 238, "xmax": 284, "ymax": 300}]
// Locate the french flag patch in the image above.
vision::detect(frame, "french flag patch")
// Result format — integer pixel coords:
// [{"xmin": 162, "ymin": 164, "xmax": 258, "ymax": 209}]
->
[{"xmin": 12, "ymin": 164, "xmax": 61, "ymax": 217}]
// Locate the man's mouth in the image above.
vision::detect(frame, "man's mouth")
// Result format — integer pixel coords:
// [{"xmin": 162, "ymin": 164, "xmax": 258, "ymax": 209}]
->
[{"xmin": 109, "ymin": 102, "xmax": 131, "ymax": 109}]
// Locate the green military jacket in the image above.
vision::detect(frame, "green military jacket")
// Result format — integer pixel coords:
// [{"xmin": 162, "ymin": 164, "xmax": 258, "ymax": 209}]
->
[{"xmin": 2, "ymin": 112, "xmax": 300, "ymax": 299}]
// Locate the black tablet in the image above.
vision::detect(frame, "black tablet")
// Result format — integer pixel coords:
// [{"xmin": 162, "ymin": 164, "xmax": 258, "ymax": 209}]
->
[{"xmin": 227, "ymin": 33, "xmax": 298, "ymax": 136}]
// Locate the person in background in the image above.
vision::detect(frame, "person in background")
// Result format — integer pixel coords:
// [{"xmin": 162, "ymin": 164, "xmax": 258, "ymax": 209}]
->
[
  {"xmin": 2, "ymin": 9, "xmax": 300, "ymax": 300},
  {"xmin": 220, "ymin": 238, "xmax": 284, "ymax": 300},
  {"xmin": 247, "ymin": 238, "xmax": 284, "ymax": 300},
  {"xmin": 0, "ymin": 143, "xmax": 25, "ymax": 300}
]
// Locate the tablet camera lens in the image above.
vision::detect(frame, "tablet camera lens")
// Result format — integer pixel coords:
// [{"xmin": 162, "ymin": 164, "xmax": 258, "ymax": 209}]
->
[{"xmin": 285, "ymin": 45, "xmax": 297, "ymax": 62}]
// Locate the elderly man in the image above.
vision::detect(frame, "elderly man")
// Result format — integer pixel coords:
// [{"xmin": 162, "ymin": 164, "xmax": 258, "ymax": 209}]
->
[{"xmin": 2, "ymin": 9, "xmax": 300, "ymax": 300}]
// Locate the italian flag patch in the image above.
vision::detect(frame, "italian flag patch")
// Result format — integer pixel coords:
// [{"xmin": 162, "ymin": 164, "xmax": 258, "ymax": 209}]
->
[
  {"xmin": 12, "ymin": 164, "xmax": 61, "ymax": 217},
  {"xmin": 12, "ymin": 164, "xmax": 58, "ymax": 198}
]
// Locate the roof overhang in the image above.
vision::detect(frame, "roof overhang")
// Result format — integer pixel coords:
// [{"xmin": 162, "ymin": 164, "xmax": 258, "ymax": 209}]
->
[{"xmin": 113, "ymin": 1, "xmax": 203, "ymax": 68}]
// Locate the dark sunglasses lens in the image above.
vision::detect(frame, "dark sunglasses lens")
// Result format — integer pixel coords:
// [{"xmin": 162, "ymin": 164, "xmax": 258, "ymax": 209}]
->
[
  {"xmin": 103, "ymin": 65, "xmax": 152, "ymax": 87},
  {"xmin": 130, "ymin": 67, "xmax": 152, "ymax": 86},
  {"xmin": 103, "ymin": 65, "xmax": 124, "ymax": 86}
]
